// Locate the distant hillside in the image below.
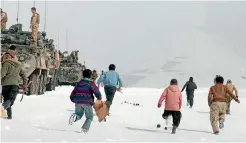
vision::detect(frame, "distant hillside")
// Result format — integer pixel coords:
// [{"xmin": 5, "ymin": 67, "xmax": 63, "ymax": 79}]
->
[{"xmin": 120, "ymin": 2, "xmax": 246, "ymax": 88}]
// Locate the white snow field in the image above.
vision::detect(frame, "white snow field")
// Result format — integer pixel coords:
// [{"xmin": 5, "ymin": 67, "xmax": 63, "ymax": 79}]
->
[{"xmin": 1, "ymin": 86, "xmax": 246, "ymax": 142}]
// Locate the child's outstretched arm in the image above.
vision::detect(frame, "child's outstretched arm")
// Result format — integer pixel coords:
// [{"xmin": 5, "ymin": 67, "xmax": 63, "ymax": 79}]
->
[
  {"xmin": 181, "ymin": 82, "xmax": 188, "ymax": 92},
  {"xmin": 158, "ymin": 88, "xmax": 167, "ymax": 108},
  {"xmin": 91, "ymin": 82, "xmax": 102, "ymax": 100},
  {"xmin": 117, "ymin": 73, "xmax": 123, "ymax": 88},
  {"xmin": 96, "ymin": 74, "xmax": 104, "ymax": 87}
]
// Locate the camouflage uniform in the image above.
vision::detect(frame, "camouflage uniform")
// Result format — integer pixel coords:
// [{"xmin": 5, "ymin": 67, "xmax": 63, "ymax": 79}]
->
[
  {"xmin": 210, "ymin": 102, "xmax": 227, "ymax": 132},
  {"xmin": 54, "ymin": 50, "xmax": 60, "ymax": 68},
  {"xmin": 30, "ymin": 12, "xmax": 40, "ymax": 46},
  {"xmin": 1, "ymin": 11, "xmax": 8, "ymax": 32}
]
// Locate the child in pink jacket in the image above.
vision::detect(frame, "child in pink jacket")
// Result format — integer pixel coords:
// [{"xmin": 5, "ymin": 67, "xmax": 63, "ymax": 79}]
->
[{"xmin": 157, "ymin": 79, "xmax": 182, "ymax": 134}]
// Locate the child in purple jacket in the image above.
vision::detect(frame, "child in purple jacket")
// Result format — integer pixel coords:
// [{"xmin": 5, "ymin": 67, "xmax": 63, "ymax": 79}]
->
[{"xmin": 69, "ymin": 69, "xmax": 102, "ymax": 133}]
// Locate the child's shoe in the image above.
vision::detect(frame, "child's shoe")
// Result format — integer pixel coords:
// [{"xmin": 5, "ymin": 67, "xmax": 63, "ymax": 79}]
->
[{"xmin": 69, "ymin": 113, "xmax": 77, "ymax": 125}]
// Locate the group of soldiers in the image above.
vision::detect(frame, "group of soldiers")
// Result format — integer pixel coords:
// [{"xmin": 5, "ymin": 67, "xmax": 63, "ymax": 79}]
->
[{"xmin": 1, "ymin": 7, "xmax": 40, "ymax": 46}]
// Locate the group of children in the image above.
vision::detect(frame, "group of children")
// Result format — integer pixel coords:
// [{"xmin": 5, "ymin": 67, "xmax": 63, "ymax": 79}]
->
[
  {"xmin": 68, "ymin": 64, "xmax": 240, "ymax": 135},
  {"xmin": 69, "ymin": 64, "xmax": 123, "ymax": 133},
  {"xmin": 157, "ymin": 75, "xmax": 240, "ymax": 135}
]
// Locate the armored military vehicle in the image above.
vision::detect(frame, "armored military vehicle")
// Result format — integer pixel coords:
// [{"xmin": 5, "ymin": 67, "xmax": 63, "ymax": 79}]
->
[
  {"xmin": 56, "ymin": 51, "xmax": 85, "ymax": 86},
  {"xmin": 1, "ymin": 24, "xmax": 60, "ymax": 95}
]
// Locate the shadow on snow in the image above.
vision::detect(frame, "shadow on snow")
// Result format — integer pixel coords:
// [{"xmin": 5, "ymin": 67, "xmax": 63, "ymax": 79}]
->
[
  {"xmin": 196, "ymin": 111, "xmax": 209, "ymax": 114},
  {"xmin": 33, "ymin": 125, "xmax": 82, "ymax": 133},
  {"xmin": 125, "ymin": 126, "xmax": 212, "ymax": 134}
]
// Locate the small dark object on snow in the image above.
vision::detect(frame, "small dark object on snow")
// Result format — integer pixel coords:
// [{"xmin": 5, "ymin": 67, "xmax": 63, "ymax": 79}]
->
[
  {"xmin": 157, "ymin": 124, "xmax": 161, "ymax": 128},
  {"xmin": 123, "ymin": 101, "xmax": 142, "ymax": 107},
  {"xmin": 164, "ymin": 127, "xmax": 168, "ymax": 130},
  {"xmin": 214, "ymin": 131, "xmax": 219, "ymax": 135}
]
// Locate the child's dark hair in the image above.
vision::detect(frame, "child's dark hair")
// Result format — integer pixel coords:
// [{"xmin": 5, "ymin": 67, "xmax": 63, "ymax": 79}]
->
[
  {"xmin": 189, "ymin": 77, "xmax": 193, "ymax": 82},
  {"xmin": 170, "ymin": 79, "xmax": 178, "ymax": 85},
  {"xmin": 109, "ymin": 64, "xmax": 116, "ymax": 71},
  {"xmin": 83, "ymin": 69, "xmax": 92, "ymax": 78},
  {"xmin": 215, "ymin": 75, "xmax": 224, "ymax": 84},
  {"xmin": 31, "ymin": 7, "xmax": 36, "ymax": 11}
]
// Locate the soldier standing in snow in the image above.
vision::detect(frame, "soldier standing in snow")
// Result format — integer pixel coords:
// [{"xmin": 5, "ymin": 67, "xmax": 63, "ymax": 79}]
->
[
  {"xmin": 225, "ymin": 79, "xmax": 238, "ymax": 115},
  {"xmin": 181, "ymin": 77, "xmax": 197, "ymax": 108},
  {"xmin": 1, "ymin": 45, "xmax": 28, "ymax": 119},
  {"xmin": 208, "ymin": 75, "xmax": 240, "ymax": 135},
  {"xmin": 157, "ymin": 79, "xmax": 182, "ymax": 134}
]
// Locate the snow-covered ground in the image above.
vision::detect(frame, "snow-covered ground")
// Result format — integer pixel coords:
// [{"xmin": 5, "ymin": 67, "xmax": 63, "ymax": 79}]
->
[{"xmin": 1, "ymin": 86, "xmax": 246, "ymax": 142}]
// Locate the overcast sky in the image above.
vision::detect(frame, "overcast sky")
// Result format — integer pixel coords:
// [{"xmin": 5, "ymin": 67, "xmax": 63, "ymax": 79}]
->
[{"xmin": 2, "ymin": 1, "xmax": 246, "ymax": 88}]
